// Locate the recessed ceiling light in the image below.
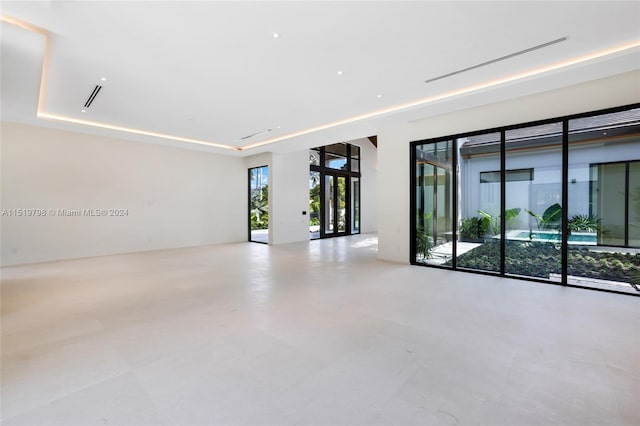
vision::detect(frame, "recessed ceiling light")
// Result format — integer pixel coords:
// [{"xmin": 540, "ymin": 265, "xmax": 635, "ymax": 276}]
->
[
  {"xmin": 277, "ymin": 125, "xmax": 281, "ymax": 129},
  {"xmin": 7, "ymin": 14, "xmax": 638, "ymax": 153},
  {"xmin": 337, "ymin": 70, "xmax": 343, "ymax": 75},
  {"xmin": 81, "ymin": 109, "xmax": 86, "ymax": 113},
  {"xmin": 377, "ymin": 94, "xmax": 383, "ymax": 99},
  {"xmin": 100, "ymin": 77, "xmax": 107, "ymax": 82},
  {"xmin": 272, "ymin": 33, "xmax": 280, "ymax": 39}
]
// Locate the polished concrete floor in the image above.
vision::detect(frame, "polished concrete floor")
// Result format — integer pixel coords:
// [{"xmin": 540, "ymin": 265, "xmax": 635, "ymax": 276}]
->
[{"xmin": 1, "ymin": 235, "xmax": 638, "ymax": 425}]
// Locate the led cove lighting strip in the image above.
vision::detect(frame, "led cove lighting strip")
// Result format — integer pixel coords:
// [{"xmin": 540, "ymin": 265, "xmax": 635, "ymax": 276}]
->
[
  {"xmin": 1, "ymin": 14, "xmax": 237, "ymax": 151},
  {"xmin": 3, "ymin": 14, "xmax": 639, "ymax": 152},
  {"xmin": 242, "ymin": 39, "xmax": 640, "ymax": 150}
]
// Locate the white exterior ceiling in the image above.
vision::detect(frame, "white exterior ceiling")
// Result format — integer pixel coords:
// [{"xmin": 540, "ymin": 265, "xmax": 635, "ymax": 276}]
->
[{"xmin": 1, "ymin": 1, "xmax": 639, "ymax": 156}]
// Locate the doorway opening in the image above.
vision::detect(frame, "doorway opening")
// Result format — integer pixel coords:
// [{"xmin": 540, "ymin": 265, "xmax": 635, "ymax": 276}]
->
[
  {"xmin": 248, "ymin": 165, "xmax": 269, "ymax": 243},
  {"xmin": 309, "ymin": 143, "xmax": 361, "ymax": 239}
]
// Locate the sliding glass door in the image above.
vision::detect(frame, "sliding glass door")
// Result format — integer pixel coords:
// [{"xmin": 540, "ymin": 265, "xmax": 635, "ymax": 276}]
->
[
  {"xmin": 411, "ymin": 104, "xmax": 640, "ymax": 296},
  {"xmin": 504, "ymin": 123, "xmax": 563, "ymax": 280},
  {"xmin": 415, "ymin": 141, "xmax": 453, "ymax": 265}
]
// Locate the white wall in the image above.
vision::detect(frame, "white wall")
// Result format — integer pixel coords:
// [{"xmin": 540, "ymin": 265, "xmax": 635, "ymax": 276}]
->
[
  {"xmin": 462, "ymin": 138, "xmax": 639, "ymax": 230},
  {"xmin": 352, "ymin": 138, "xmax": 378, "ymax": 234},
  {"xmin": 1, "ymin": 122, "xmax": 247, "ymax": 266},
  {"xmin": 377, "ymin": 70, "xmax": 640, "ymax": 263},
  {"xmin": 245, "ymin": 150, "xmax": 310, "ymax": 245},
  {"xmin": 377, "ymin": 121, "xmax": 411, "ymax": 262}
]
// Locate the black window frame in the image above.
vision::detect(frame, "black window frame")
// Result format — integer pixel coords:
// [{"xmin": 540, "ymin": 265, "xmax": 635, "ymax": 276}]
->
[
  {"xmin": 410, "ymin": 103, "xmax": 640, "ymax": 297},
  {"xmin": 248, "ymin": 165, "xmax": 269, "ymax": 244},
  {"xmin": 589, "ymin": 159, "xmax": 640, "ymax": 248},
  {"xmin": 310, "ymin": 143, "xmax": 362, "ymax": 239}
]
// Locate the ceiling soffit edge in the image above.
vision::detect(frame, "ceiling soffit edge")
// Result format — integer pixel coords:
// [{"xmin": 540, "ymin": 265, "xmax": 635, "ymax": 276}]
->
[{"xmin": 2, "ymin": 14, "xmax": 639, "ymax": 153}]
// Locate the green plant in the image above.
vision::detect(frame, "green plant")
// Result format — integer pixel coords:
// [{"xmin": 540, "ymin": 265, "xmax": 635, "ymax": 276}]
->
[
  {"xmin": 478, "ymin": 208, "xmax": 521, "ymax": 236},
  {"xmin": 568, "ymin": 214, "xmax": 601, "ymax": 234},
  {"xmin": 416, "ymin": 227, "xmax": 434, "ymax": 260},
  {"xmin": 526, "ymin": 203, "xmax": 562, "ymax": 231},
  {"xmin": 250, "ymin": 184, "xmax": 269, "ymax": 230},
  {"xmin": 447, "ymin": 242, "xmax": 640, "ymax": 293},
  {"xmin": 460, "ymin": 216, "xmax": 489, "ymax": 241},
  {"xmin": 416, "ymin": 212, "xmax": 434, "ymax": 260}
]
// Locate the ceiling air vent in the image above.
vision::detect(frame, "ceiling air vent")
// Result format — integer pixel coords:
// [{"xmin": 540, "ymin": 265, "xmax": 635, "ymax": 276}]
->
[
  {"xmin": 84, "ymin": 85, "xmax": 102, "ymax": 108},
  {"xmin": 425, "ymin": 36, "xmax": 568, "ymax": 84},
  {"xmin": 241, "ymin": 129, "xmax": 272, "ymax": 140}
]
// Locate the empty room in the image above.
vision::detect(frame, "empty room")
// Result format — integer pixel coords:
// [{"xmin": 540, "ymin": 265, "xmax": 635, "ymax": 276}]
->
[{"xmin": 1, "ymin": 1, "xmax": 639, "ymax": 425}]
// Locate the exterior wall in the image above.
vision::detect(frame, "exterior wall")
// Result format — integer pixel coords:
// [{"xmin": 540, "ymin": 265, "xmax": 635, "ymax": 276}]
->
[{"xmin": 461, "ymin": 139, "xmax": 639, "ymax": 231}]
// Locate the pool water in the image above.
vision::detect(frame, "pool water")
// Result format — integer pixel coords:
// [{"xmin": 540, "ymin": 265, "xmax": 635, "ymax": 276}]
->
[{"xmin": 509, "ymin": 230, "xmax": 597, "ymax": 245}]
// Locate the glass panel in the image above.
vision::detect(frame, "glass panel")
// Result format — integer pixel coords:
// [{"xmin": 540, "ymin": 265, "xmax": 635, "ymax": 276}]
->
[
  {"xmin": 326, "ymin": 142, "xmax": 348, "ymax": 156},
  {"xmin": 569, "ymin": 107, "xmax": 640, "ymax": 294},
  {"xmin": 455, "ymin": 132, "xmax": 501, "ymax": 273},
  {"xmin": 593, "ymin": 163, "xmax": 625, "ymax": 246},
  {"xmin": 481, "ymin": 168, "xmax": 532, "ymax": 183},
  {"xmin": 337, "ymin": 176, "xmax": 346, "ymax": 232},
  {"xmin": 351, "ymin": 177, "xmax": 360, "ymax": 234},
  {"xmin": 325, "ymin": 143, "xmax": 348, "ymax": 170},
  {"xmin": 309, "ymin": 171, "xmax": 320, "ymax": 239},
  {"xmin": 415, "ymin": 141, "xmax": 453, "ymax": 266},
  {"xmin": 325, "ymin": 175, "xmax": 334, "ymax": 233},
  {"xmin": 351, "ymin": 145, "xmax": 360, "ymax": 172},
  {"xmin": 630, "ymin": 161, "xmax": 640, "ymax": 247},
  {"xmin": 309, "ymin": 149, "xmax": 320, "ymax": 166},
  {"xmin": 249, "ymin": 166, "xmax": 269, "ymax": 243},
  {"xmin": 505, "ymin": 123, "xmax": 563, "ymax": 280}
]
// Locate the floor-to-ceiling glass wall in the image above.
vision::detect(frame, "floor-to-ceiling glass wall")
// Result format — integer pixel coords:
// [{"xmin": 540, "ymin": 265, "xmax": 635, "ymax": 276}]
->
[
  {"xmin": 350, "ymin": 145, "xmax": 361, "ymax": 234},
  {"xmin": 411, "ymin": 104, "xmax": 640, "ymax": 296},
  {"xmin": 568, "ymin": 108, "xmax": 640, "ymax": 293},
  {"xmin": 248, "ymin": 165, "xmax": 269, "ymax": 243},
  {"xmin": 351, "ymin": 177, "xmax": 360, "ymax": 234},
  {"xmin": 309, "ymin": 169, "xmax": 321, "ymax": 240},
  {"xmin": 309, "ymin": 142, "xmax": 362, "ymax": 239},
  {"xmin": 455, "ymin": 132, "xmax": 501, "ymax": 273},
  {"xmin": 504, "ymin": 122, "xmax": 563, "ymax": 280},
  {"xmin": 414, "ymin": 140, "xmax": 453, "ymax": 265},
  {"xmin": 630, "ymin": 161, "xmax": 640, "ymax": 247}
]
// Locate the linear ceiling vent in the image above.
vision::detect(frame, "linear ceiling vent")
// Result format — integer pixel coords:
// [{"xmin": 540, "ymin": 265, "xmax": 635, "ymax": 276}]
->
[
  {"xmin": 84, "ymin": 85, "xmax": 102, "ymax": 108},
  {"xmin": 425, "ymin": 36, "xmax": 568, "ymax": 84},
  {"xmin": 241, "ymin": 129, "xmax": 272, "ymax": 140}
]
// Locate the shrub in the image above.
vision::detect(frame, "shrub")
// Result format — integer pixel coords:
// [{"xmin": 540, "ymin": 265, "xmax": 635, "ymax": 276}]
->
[{"xmin": 446, "ymin": 241, "xmax": 640, "ymax": 290}]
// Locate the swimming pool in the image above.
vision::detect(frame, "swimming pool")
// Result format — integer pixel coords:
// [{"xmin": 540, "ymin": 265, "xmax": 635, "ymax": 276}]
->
[{"xmin": 506, "ymin": 230, "xmax": 597, "ymax": 245}]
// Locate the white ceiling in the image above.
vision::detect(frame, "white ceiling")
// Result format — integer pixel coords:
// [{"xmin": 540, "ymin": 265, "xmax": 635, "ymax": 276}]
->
[{"xmin": 1, "ymin": 1, "xmax": 639, "ymax": 156}]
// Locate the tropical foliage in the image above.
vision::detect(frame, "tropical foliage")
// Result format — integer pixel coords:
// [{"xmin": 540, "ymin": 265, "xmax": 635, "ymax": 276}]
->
[
  {"xmin": 526, "ymin": 203, "xmax": 562, "ymax": 231},
  {"xmin": 309, "ymin": 179, "xmax": 320, "ymax": 226},
  {"xmin": 459, "ymin": 216, "xmax": 490, "ymax": 241},
  {"xmin": 568, "ymin": 214, "xmax": 602, "ymax": 234},
  {"xmin": 448, "ymin": 241, "xmax": 639, "ymax": 291},
  {"xmin": 250, "ymin": 185, "xmax": 268, "ymax": 230},
  {"xmin": 478, "ymin": 207, "xmax": 521, "ymax": 236},
  {"xmin": 416, "ymin": 212, "xmax": 434, "ymax": 260}
]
